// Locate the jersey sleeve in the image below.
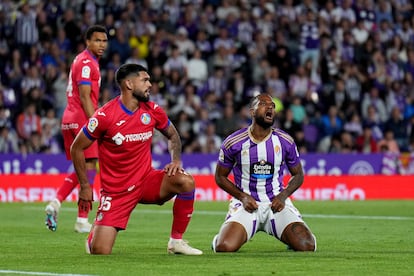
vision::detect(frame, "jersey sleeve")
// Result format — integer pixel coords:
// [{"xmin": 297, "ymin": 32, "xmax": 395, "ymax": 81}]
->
[
  {"xmin": 152, "ymin": 104, "xmax": 170, "ymax": 131},
  {"xmin": 217, "ymin": 143, "xmax": 235, "ymax": 169},
  {"xmin": 82, "ymin": 109, "xmax": 109, "ymax": 141},
  {"xmin": 72, "ymin": 57, "xmax": 96, "ymax": 86},
  {"xmin": 285, "ymin": 140, "xmax": 301, "ymax": 169}
]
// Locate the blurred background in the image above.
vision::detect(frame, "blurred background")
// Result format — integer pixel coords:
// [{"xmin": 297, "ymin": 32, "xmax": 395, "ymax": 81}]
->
[{"xmin": 1, "ymin": 0, "xmax": 414, "ymax": 202}]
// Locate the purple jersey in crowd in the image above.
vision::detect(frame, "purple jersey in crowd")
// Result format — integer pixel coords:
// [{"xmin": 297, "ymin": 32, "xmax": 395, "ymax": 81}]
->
[{"xmin": 217, "ymin": 127, "xmax": 301, "ymax": 203}]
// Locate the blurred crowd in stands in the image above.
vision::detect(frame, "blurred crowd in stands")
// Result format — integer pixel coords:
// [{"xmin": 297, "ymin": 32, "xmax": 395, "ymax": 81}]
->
[{"xmin": 0, "ymin": 0, "xmax": 414, "ymax": 156}]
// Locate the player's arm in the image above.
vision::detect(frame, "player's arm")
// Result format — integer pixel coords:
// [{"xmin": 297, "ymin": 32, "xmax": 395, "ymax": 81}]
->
[
  {"xmin": 70, "ymin": 128, "xmax": 95, "ymax": 202},
  {"xmin": 271, "ymin": 162, "xmax": 304, "ymax": 213},
  {"xmin": 79, "ymin": 84, "xmax": 95, "ymax": 117},
  {"xmin": 280, "ymin": 162, "xmax": 304, "ymax": 200},
  {"xmin": 159, "ymin": 123, "xmax": 183, "ymax": 176},
  {"xmin": 215, "ymin": 164, "xmax": 258, "ymax": 212}
]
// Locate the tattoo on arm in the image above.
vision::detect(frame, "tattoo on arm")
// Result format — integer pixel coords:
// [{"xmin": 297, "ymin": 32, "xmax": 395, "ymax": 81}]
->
[{"xmin": 161, "ymin": 124, "xmax": 182, "ymax": 161}]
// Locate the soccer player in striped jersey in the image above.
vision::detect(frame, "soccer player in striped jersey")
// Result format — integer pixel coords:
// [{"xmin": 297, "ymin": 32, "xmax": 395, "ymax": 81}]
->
[
  {"xmin": 70, "ymin": 63, "xmax": 202, "ymax": 255},
  {"xmin": 212, "ymin": 93, "xmax": 316, "ymax": 252}
]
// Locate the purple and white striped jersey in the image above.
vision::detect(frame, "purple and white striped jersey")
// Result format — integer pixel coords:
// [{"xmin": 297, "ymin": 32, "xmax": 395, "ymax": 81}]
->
[{"xmin": 217, "ymin": 126, "xmax": 301, "ymax": 203}]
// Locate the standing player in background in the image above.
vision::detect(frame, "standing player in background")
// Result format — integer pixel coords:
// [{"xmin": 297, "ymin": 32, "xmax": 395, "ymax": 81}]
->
[
  {"xmin": 70, "ymin": 63, "xmax": 202, "ymax": 255},
  {"xmin": 212, "ymin": 93, "xmax": 316, "ymax": 252},
  {"xmin": 45, "ymin": 25, "xmax": 108, "ymax": 233}
]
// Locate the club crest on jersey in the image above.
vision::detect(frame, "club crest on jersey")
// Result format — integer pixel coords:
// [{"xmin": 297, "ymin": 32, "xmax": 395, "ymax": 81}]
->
[
  {"xmin": 97, "ymin": 212, "xmax": 104, "ymax": 221},
  {"xmin": 81, "ymin": 65, "xmax": 91, "ymax": 78},
  {"xmin": 250, "ymin": 159, "xmax": 274, "ymax": 179},
  {"xmin": 112, "ymin": 132, "xmax": 126, "ymax": 145},
  {"xmin": 140, "ymin": 113, "xmax": 151, "ymax": 125},
  {"xmin": 218, "ymin": 149, "xmax": 224, "ymax": 162},
  {"xmin": 87, "ymin": 118, "xmax": 98, "ymax": 133},
  {"xmin": 274, "ymin": 145, "xmax": 281, "ymax": 154}
]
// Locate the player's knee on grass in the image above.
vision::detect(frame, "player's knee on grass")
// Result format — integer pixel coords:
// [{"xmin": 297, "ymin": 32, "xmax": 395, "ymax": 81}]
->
[
  {"xmin": 90, "ymin": 242, "xmax": 113, "ymax": 255},
  {"xmin": 215, "ymin": 239, "xmax": 241, "ymax": 252},
  {"xmin": 282, "ymin": 222, "xmax": 316, "ymax": 252}
]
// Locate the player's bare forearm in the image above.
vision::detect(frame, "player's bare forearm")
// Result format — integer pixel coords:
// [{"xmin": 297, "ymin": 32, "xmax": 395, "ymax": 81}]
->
[
  {"xmin": 79, "ymin": 85, "xmax": 95, "ymax": 117},
  {"xmin": 279, "ymin": 163, "xmax": 304, "ymax": 200},
  {"xmin": 71, "ymin": 149, "xmax": 89, "ymax": 188},
  {"xmin": 70, "ymin": 131, "xmax": 94, "ymax": 201},
  {"xmin": 162, "ymin": 124, "xmax": 182, "ymax": 162},
  {"xmin": 215, "ymin": 165, "xmax": 258, "ymax": 212}
]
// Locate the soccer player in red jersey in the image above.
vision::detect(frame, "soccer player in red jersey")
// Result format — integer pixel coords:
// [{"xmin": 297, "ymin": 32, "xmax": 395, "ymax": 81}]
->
[
  {"xmin": 45, "ymin": 25, "xmax": 108, "ymax": 233},
  {"xmin": 70, "ymin": 63, "xmax": 203, "ymax": 255}
]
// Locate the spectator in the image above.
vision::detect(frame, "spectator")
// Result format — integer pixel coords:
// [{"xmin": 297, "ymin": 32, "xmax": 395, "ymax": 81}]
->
[
  {"xmin": 0, "ymin": 125, "xmax": 19, "ymax": 153},
  {"xmin": 288, "ymin": 65, "xmax": 311, "ymax": 99},
  {"xmin": 215, "ymin": 104, "xmax": 242, "ymax": 140},
  {"xmin": 280, "ymin": 108, "xmax": 303, "ymax": 138},
  {"xmin": 323, "ymin": 78, "xmax": 352, "ymax": 118},
  {"xmin": 344, "ymin": 112, "xmax": 364, "ymax": 139},
  {"xmin": 186, "ymin": 49, "xmax": 208, "ymax": 89},
  {"xmin": 289, "ymin": 96, "xmax": 307, "ymax": 125},
  {"xmin": 1, "ymin": 0, "xmax": 413, "ymax": 155},
  {"xmin": 20, "ymin": 65, "xmax": 45, "ymax": 100},
  {"xmin": 384, "ymin": 106, "xmax": 409, "ymax": 151},
  {"xmin": 320, "ymin": 45, "xmax": 341, "ymax": 85},
  {"xmin": 299, "ymin": 9, "xmax": 320, "ymax": 73},
  {"xmin": 174, "ymin": 110, "xmax": 194, "ymax": 152},
  {"xmin": 190, "ymin": 122, "xmax": 222, "ymax": 154},
  {"xmin": 320, "ymin": 105, "xmax": 343, "ymax": 138},
  {"xmin": 227, "ymin": 68, "xmax": 249, "ymax": 107},
  {"xmin": 125, "ymin": 47, "xmax": 148, "ymax": 70},
  {"xmin": 169, "ymin": 81, "xmax": 201, "ymax": 119},
  {"xmin": 265, "ymin": 66, "xmax": 288, "ymax": 103},
  {"xmin": 206, "ymin": 66, "xmax": 228, "ymax": 98},
  {"xmin": 59, "ymin": 8, "xmax": 82, "ymax": 53},
  {"xmin": 377, "ymin": 129, "xmax": 400, "ymax": 154},
  {"xmin": 174, "ymin": 27, "xmax": 195, "ymax": 57},
  {"xmin": 200, "ymin": 92, "xmax": 222, "ymax": 122},
  {"xmin": 107, "ymin": 26, "xmax": 131, "ymax": 63},
  {"xmin": 14, "ymin": 2, "xmax": 39, "ymax": 57},
  {"xmin": 194, "ymin": 30, "xmax": 213, "ymax": 59},
  {"xmin": 361, "ymin": 86, "xmax": 388, "ymax": 123},
  {"xmin": 363, "ymin": 104, "xmax": 385, "ymax": 141},
  {"xmin": 355, "ymin": 125, "xmax": 378, "ymax": 153},
  {"xmin": 352, "ymin": 20, "xmax": 370, "ymax": 46},
  {"xmin": 163, "ymin": 45, "xmax": 188, "ymax": 77},
  {"xmin": 342, "ymin": 63, "xmax": 366, "ymax": 106},
  {"xmin": 15, "ymin": 102, "xmax": 42, "ymax": 141},
  {"xmin": 237, "ymin": 9, "xmax": 255, "ymax": 47}
]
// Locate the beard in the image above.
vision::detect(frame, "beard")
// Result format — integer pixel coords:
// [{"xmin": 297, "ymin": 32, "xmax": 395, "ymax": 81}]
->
[
  {"xmin": 132, "ymin": 90, "xmax": 149, "ymax": 102},
  {"xmin": 255, "ymin": 115, "xmax": 275, "ymax": 128}
]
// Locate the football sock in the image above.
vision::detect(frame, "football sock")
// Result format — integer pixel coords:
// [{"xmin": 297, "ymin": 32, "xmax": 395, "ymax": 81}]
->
[
  {"xmin": 56, "ymin": 172, "xmax": 78, "ymax": 202},
  {"xmin": 77, "ymin": 217, "xmax": 88, "ymax": 223},
  {"xmin": 78, "ymin": 169, "xmax": 96, "ymax": 219},
  {"xmin": 170, "ymin": 190, "xmax": 195, "ymax": 239}
]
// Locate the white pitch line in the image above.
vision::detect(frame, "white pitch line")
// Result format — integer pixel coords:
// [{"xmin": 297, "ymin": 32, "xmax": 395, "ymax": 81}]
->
[
  {"xmin": 25, "ymin": 207, "xmax": 414, "ymax": 221},
  {"xmin": 0, "ymin": 270, "xmax": 97, "ymax": 276}
]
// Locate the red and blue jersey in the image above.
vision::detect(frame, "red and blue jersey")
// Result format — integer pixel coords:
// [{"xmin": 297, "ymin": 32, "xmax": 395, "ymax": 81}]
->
[
  {"xmin": 63, "ymin": 49, "xmax": 101, "ymax": 124},
  {"xmin": 83, "ymin": 96, "xmax": 169, "ymax": 193}
]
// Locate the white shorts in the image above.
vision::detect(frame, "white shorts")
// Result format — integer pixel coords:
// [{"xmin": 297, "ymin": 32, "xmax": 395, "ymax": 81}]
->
[{"xmin": 220, "ymin": 198, "xmax": 305, "ymax": 240}]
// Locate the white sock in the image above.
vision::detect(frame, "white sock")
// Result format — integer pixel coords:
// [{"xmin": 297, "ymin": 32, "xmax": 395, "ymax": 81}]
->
[
  {"xmin": 52, "ymin": 198, "xmax": 61, "ymax": 207},
  {"xmin": 77, "ymin": 217, "xmax": 88, "ymax": 224},
  {"xmin": 169, "ymin": 238, "xmax": 182, "ymax": 243}
]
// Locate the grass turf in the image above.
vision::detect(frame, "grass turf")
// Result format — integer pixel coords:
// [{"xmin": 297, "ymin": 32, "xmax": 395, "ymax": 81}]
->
[{"xmin": 1, "ymin": 200, "xmax": 413, "ymax": 276}]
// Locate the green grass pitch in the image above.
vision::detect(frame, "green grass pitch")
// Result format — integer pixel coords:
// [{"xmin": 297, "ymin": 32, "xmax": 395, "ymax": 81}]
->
[{"xmin": 1, "ymin": 200, "xmax": 413, "ymax": 276}]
